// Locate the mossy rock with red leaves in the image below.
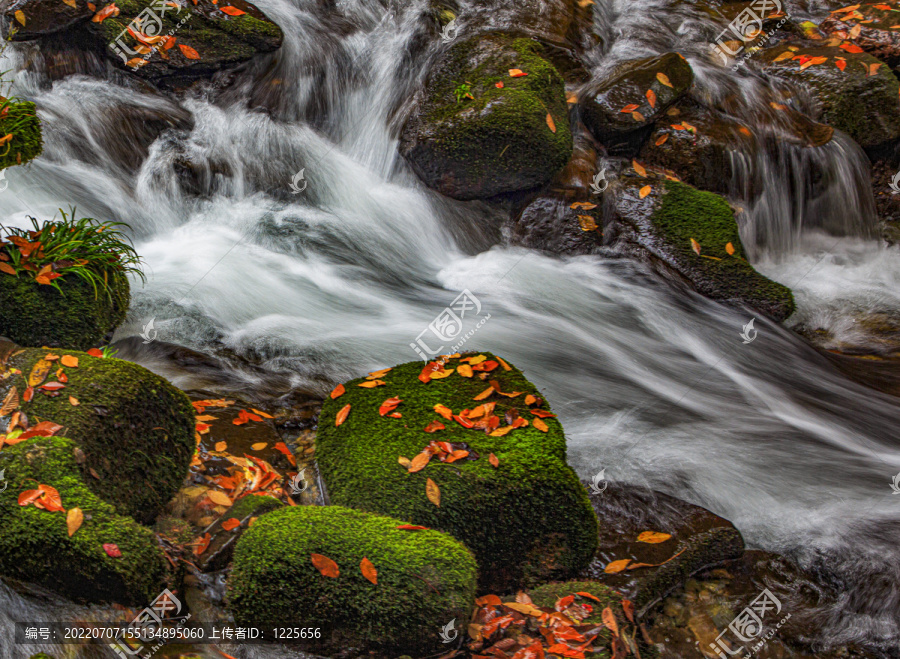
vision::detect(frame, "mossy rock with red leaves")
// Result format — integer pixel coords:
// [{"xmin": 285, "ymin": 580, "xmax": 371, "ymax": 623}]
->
[{"xmin": 316, "ymin": 352, "xmax": 599, "ymax": 593}]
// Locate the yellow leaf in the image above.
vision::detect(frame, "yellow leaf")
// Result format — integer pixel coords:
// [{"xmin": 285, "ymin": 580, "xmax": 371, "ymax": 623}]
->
[
  {"xmin": 215, "ymin": 441, "xmax": 227, "ymax": 452},
  {"xmin": 725, "ymin": 242, "xmax": 736, "ymax": 255},
  {"xmin": 849, "ymin": 24, "xmax": 862, "ymax": 38},
  {"xmin": 208, "ymin": 490, "xmax": 232, "ymax": 506},
  {"xmin": 358, "ymin": 379, "xmax": 386, "ymax": 387},
  {"xmin": 398, "ymin": 456, "xmax": 412, "ymax": 468},
  {"xmin": 639, "ymin": 185, "xmax": 651, "ymax": 199},
  {"xmin": 69, "ymin": 396, "xmax": 80, "ymax": 406},
  {"xmin": 67, "ymin": 508, "xmax": 83, "ymax": 537},
  {"xmin": 457, "ymin": 364, "xmax": 473, "ymax": 377},
  {"xmin": 546, "ymin": 113, "xmax": 557, "ymax": 133},
  {"xmin": 691, "ymin": 238, "xmax": 701, "ymax": 255},
  {"xmin": 533, "ymin": 418, "xmax": 549, "ymax": 432},
  {"xmin": 473, "ymin": 386, "xmax": 495, "ymax": 401},
  {"xmin": 632, "ymin": 160, "xmax": 647, "ymax": 177},
  {"xmin": 578, "ymin": 215, "xmax": 598, "ymax": 231},
  {"xmin": 637, "ymin": 530, "xmax": 673, "ymax": 543},
  {"xmin": 367, "ymin": 367, "xmax": 392, "ymax": 379},
  {"xmin": 774, "ymin": 51, "xmax": 795, "ymax": 61},
  {"xmin": 570, "ymin": 202, "xmax": 598, "ymax": 210},
  {"xmin": 63, "ymin": 0, "xmax": 77, "ymax": 6},
  {"xmin": 28, "ymin": 359, "xmax": 53, "ymax": 387},
  {"xmin": 656, "ymin": 72, "xmax": 673, "ymax": 87},
  {"xmin": 770, "ymin": 102, "xmax": 787, "ymax": 110},
  {"xmin": 632, "ymin": 110, "xmax": 645, "ymax": 122},
  {"xmin": 503, "ymin": 601, "xmax": 544, "ymax": 616},
  {"xmin": 15, "ymin": 10, "xmax": 25, "ymax": 25},
  {"xmin": 604, "ymin": 559, "xmax": 631, "ymax": 574},
  {"xmin": 426, "ymin": 478, "xmax": 440, "ymax": 506},
  {"xmin": 251, "ymin": 442, "xmax": 268, "ymax": 451}
]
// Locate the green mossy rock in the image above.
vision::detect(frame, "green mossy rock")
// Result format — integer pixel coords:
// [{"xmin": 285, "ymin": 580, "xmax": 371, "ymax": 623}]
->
[
  {"xmin": 0, "ymin": 437, "xmax": 166, "ymax": 604},
  {"xmin": 400, "ymin": 33, "xmax": 573, "ymax": 200},
  {"xmin": 609, "ymin": 179, "xmax": 795, "ymax": 321},
  {"xmin": 0, "ymin": 270, "xmax": 129, "ymax": 351},
  {"xmin": 759, "ymin": 45, "xmax": 900, "ymax": 150},
  {"xmin": 228, "ymin": 505, "xmax": 477, "ymax": 655},
  {"xmin": 316, "ymin": 353, "xmax": 598, "ymax": 592},
  {"xmin": 1, "ymin": 345, "xmax": 195, "ymax": 524},
  {"xmin": 0, "ymin": 100, "xmax": 42, "ymax": 170},
  {"xmin": 580, "ymin": 52, "xmax": 693, "ymax": 151}
]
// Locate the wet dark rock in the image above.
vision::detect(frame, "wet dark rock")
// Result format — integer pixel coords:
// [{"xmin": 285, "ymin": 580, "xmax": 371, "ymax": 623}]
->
[
  {"xmin": 3, "ymin": 0, "xmax": 92, "ymax": 39},
  {"xmin": 758, "ymin": 44, "xmax": 900, "ymax": 150},
  {"xmin": 399, "ymin": 32, "xmax": 573, "ymax": 200},
  {"xmin": 196, "ymin": 494, "xmax": 283, "ymax": 572},
  {"xmin": 820, "ymin": 5, "xmax": 900, "ymax": 68},
  {"xmin": 579, "ymin": 52, "xmax": 694, "ymax": 153}
]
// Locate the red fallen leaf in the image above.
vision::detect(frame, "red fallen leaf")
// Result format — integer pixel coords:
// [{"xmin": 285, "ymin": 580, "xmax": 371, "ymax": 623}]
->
[
  {"xmin": 56, "ymin": 369, "xmax": 68, "ymax": 384},
  {"xmin": 453, "ymin": 414, "xmax": 475, "ymax": 428},
  {"xmin": 311, "ymin": 553, "xmax": 340, "ymax": 577},
  {"xmin": 91, "ymin": 2, "xmax": 119, "ymax": 22},
  {"xmin": 86, "ymin": 348, "xmax": 103, "ymax": 357},
  {"xmin": 273, "ymin": 441, "xmax": 297, "ymax": 466},
  {"xmin": 418, "ymin": 361, "xmax": 443, "ymax": 383},
  {"xmin": 495, "ymin": 81, "xmax": 504, "ymax": 88},
  {"xmin": 221, "ymin": 518, "xmax": 241, "ymax": 531},
  {"xmin": 220, "ymin": 4, "xmax": 246, "ymax": 14},
  {"xmin": 103, "ymin": 543, "xmax": 122, "ymax": 558},
  {"xmin": 335, "ymin": 404, "xmax": 351, "ymax": 426},
  {"xmin": 512, "ymin": 640, "xmax": 545, "ymax": 659},
  {"xmin": 23, "ymin": 421, "xmax": 63, "ymax": 438},
  {"xmin": 179, "ymin": 44, "xmax": 201, "ymax": 60},
  {"xmin": 396, "ymin": 524, "xmax": 429, "ymax": 530},
  {"xmin": 471, "ymin": 360, "xmax": 499, "ymax": 372},
  {"xmin": 530, "ymin": 409, "xmax": 556, "ymax": 418},
  {"xmin": 23, "ymin": 386, "xmax": 34, "ymax": 402},
  {"xmin": 388, "ymin": 412, "xmax": 402, "ymax": 418},
  {"xmin": 555, "ymin": 595, "xmax": 575, "ymax": 611},
  {"xmin": 39, "ymin": 381, "xmax": 65, "ymax": 391},
  {"xmin": 330, "ymin": 383, "xmax": 345, "ymax": 399},
  {"xmin": 545, "ymin": 644, "xmax": 584, "ymax": 659},
  {"xmin": 475, "ymin": 594, "xmax": 503, "ymax": 607},
  {"xmin": 622, "ymin": 599, "xmax": 635, "ymax": 624},
  {"xmin": 619, "ymin": 103, "xmax": 640, "ymax": 113},
  {"xmin": 424, "ymin": 420, "xmax": 445, "ymax": 433},
  {"xmin": 233, "ymin": 409, "xmax": 263, "ymax": 425},
  {"xmin": 840, "ymin": 42, "xmax": 864, "ymax": 53},
  {"xmin": 164, "ymin": 36, "xmax": 176, "ymax": 49},
  {"xmin": 18, "ymin": 489, "xmax": 42, "ymax": 506},
  {"xmin": 378, "ymin": 397, "xmax": 402, "ymax": 416},
  {"xmin": 360, "ymin": 557, "xmax": 377, "ymax": 584},
  {"xmin": 836, "ymin": 58, "xmax": 847, "ymax": 71}
]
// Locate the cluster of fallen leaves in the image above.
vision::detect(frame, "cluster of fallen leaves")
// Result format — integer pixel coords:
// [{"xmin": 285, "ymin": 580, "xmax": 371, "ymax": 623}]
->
[
  {"xmin": 603, "ymin": 531, "xmax": 685, "ymax": 574},
  {"xmin": 84, "ymin": 0, "xmax": 249, "ymax": 69},
  {"xmin": 187, "ymin": 398, "xmax": 300, "ymax": 557},
  {"xmin": 771, "ymin": 43, "xmax": 880, "ymax": 75},
  {"xmin": 618, "ymin": 71, "xmax": 674, "ymax": 123},
  {"xmin": 467, "ymin": 590, "xmax": 649, "ymax": 659},
  {"xmin": 0, "ymin": 232, "xmax": 88, "ymax": 284}
]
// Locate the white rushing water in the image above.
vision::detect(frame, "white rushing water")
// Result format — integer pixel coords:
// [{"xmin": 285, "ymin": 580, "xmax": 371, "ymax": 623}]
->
[{"xmin": 1, "ymin": 0, "xmax": 900, "ymax": 655}]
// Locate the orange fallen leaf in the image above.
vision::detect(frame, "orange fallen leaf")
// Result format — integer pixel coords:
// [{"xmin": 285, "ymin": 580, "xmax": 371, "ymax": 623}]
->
[
  {"xmin": 379, "ymin": 397, "xmax": 402, "ymax": 416},
  {"xmin": 220, "ymin": 5, "xmax": 246, "ymax": 14},
  {"xmin": 656, "ymin": 72, "xmax": 673, "ymax": 87},
  {"xmin": 690, "ymin": 238, "xmax": 701, "ymax": 255},
  {"xmin": 774, "ymin": 51, "xmax": 794, "ymax": 62},
  {"xmin": 14, "ymin": 9, "xmax": 26, "ymax": 25},
  {"xmin": 179, "ymin": 44, "xmax": 201, "ymax": 59},
  {"xmin": 91, "ymin": 3, "xmax": 118, "ymax": 22},
  {"xmin": 546, "ymin": 113, "xmax": 557, "ymax": 133},
  {"xmin": 397, "ymin": 524, "xmax": 429, "ymax": 530},
  {"xmin": 533, "ymin": 418, "xmax": 549, "ymax": 432},
  {"xmin": 655, "ymin": 133, "xmax": 668, "ymax": 146},
  {"xmin": 840, "ymin": 42, "xmax": 864, "ymax": 53},
  {"xmin": 330, "ymin": 384, "xmax": 345, "ymax": 399},
  {"xmin": 67, "ymin": 508, "xmax": 83, "ymax": 537},
  {"xmin": 639, "ymin": 185, "xmax": 651, "ymax": 199},
  {"xmin": 434, "ymin": 403, "xmax": 454, "ymax": 420},
  {"xmin": 604, "ymin": 558, "xmax": 631, "ymax": 573},
  {"xmin": 221, "ymin": 518, "xmax": 241, "ymax": 531},
  {"xmin": 637, "ymin": 530, "xmax": 672, "ymax": 543},
  {"xmin": 311, "ymin": 553, "xmax": 340, "ymax": 577},
  {"xmin": 489, "ymin": 453, "xmax": 499, "ymax": 468},
  {"xmin": 725, "ymin": 242, "xmax": 736, "ymax": 255},
  {"xmin": 509, "ymin": 68, "xmax": 528, "ymax": 77},
  {"xmin": 358, "ymin": 380, "xmax": 386, "ymax": 388},
  {"xmin": 426, "ymin": 478, "xmax": 440, "ymax": 506},
  {"xmin": 473, "ymin": 386, "xmax": 495, "ymax": 401},
  {"xmin": 336, "ymin": 404, "xmax": 351, "ymax": 426},
  {"xmin": 836, "ymin": 58, "xmax": 847, "ymax": 71},
  {"xmin": 368, "ymin": 367, "xmax": 392, "ymax": 379},
  {"xmin": 632, "ymin": 110, "xmax": 645, "ymax": 122},
  {"xmin": 251, "ymin": 442, "xmax": 268, "ymax": 451},
  {"xmin": 496, "ymin": 81, "xmax": 504, "ymax": 88},
  {"xmin": 620, "ymin": 103, "xmax": 640, "ymax": 113},
  {"xmin": 69, "ymin": 396, "xmax": 80, "ymax": 406},
  {"xmin": 360, "ymin": 557, "xmax": 378, "ymax": 584},
  {"xmin": 424, "ymin": 420, "xmax": 445, "ymax": 433},
  {"xmin": 602, "ymin": 607, "xmax": 619, "ymax": 637},
  {"xmin": 646, "ymin": 89, "xmax": 657, "ymax": 108},
  {"xmin": 208, "ymin": 490, "xmax": 232, "ymax": 507},
  {"xmin": 215, "ymin": 441, "xmax": 227, "ymax": 452},
  {"xmin": 409, "ymin": 452, "xmax": 431, "ymax": 473},
  {"xmin": 457, "ymin": 364, "xmax": 474, "ymax": 377},
  {"xmin": 578, "ymin": 215, "xmax": 598, "ymax": 231},
  {"xmin": 632, "ymin": 160, "xmax": 647, "ymax": 177}
]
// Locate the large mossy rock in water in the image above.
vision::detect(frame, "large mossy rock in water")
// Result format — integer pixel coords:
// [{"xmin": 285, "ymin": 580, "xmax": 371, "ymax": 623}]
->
[
  {"xmin": 400, "ymin": 33, "xmax": 573, "ymax": 200},
  {"xmin": 0, "ymin": 344, "xmax": 195, "ymax": 524},
  {"xmin": 228, "ymin": 505, "xmax": 477, "ymax": 655},
  {"xmin": 580, "ymin": 52, "xmax": 693, "ymax": 153},
  {"xmin": 316, "ymin": 353, "xmax": 599, "ymax": 592},
  {"xmin": 758, "ymin": 44, "xmax": 900, "ymax": 151},
  {"xmin": 0, "ymin": 271, "xmax": 128, "ymax": 351},
  {"xmin": 0, "ymin": 437, "xmax": 167, "ymax": 604}
]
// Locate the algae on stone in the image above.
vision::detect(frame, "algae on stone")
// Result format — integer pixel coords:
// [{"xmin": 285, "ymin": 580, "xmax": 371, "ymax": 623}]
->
[
  {"xmin": 316, "ymin": 353, "xmax": 598, "ymax": 592},
  {"xmin": 0, "ymin": 437, "xmax": 167, "ymax": 604},
  {"xmin": 228, "ymin": 505, "xmax": 477, "ymax": 655}
]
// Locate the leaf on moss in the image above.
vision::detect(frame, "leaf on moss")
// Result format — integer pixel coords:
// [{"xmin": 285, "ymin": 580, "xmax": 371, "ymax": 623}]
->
[
  {"xmin": 360, "ymin": 557, "xmax": 377, "ymax": 584},
  {"xmin": 311, "ymin": 553, "xmax": 339, "ymax": 577},
  {"xmin": 330, "ymin": 383, "xmax": 345, "ymax": 399},
  {"xmin": 336, "ymin": 403, "xmax": 351, "ymax": 426},
  {"xmin": 67, "ymin": 508, "xmax": 83, "ymax": 537},
  {"xmin": 426, "ymin": 478, "xmax": 440, "ymax": 506}
]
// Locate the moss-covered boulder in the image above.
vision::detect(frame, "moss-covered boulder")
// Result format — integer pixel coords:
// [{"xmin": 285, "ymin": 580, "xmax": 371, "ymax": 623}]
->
[
  {"xmin": 580, "ymin": 52, "xmax": 693, "ymax": 153},
  {"xmin": 0, "ymin": 269, "xmax": 128, "ymax": 351},
  {"xmin": 759, "ymin": 44, "xmax": 900, "ymax": 150},
  {"xmin": 0, "ymin": 100, "xmax": 43, "ymax": 170},
  {"xmin": 228, "ymin": 505, "xmax": 477, "ymax": 655},
  {"xmin": 0, "ymin": 344, "xmax": 195, "ymax": 524},
  {"xmin": 0, "ymin": 436, "xmax": 167, "ymax": 604},
  {"xmin": 316, "ymin": 353, "xmax": 598, "ymax": 592},
  {"xmin": 608, "ymin": 178, "xmax": 795, "ymax": 321},
  {"xmin": 400, "ymin": 33, "xmax": 573, "ymax": 200}
]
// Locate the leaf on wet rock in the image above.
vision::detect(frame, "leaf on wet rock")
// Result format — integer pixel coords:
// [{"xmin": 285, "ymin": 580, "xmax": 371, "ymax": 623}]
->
[
  {"xmin": 179, "ymin": 44, "xmax": 201, "ymax": 59},
  {"xmin": 220, "ymin": 5, "xmax": 246, "ymax": 14},
  {"xmin": 215, "ymin": 441, "xmax": 227, "ymax": 452},
  {"xmin": 632, "ymin": 110, "xmax": 645, "ymax": 122},
  {"xmin": 604, "ymin": 559, "xmax": 631, "ymax": 573},
  {"xmin": 14, "ymin": 9, "xmax": 25, "ymax": 25},
  {"xmin": 655, "ymin": 133, "xmax": 668, "ymax": 146},
  {"xmin": 645, "ymin": 89, "xmax": 656, "ymax": 108},
  {"xmin": 840, "ymin": 42, "xmax": 864, "ymax": 52},
  {"xmin": 632, "ymin": 160, "xmax": 647, "ymax": 177},
  {"xmin": 251, "ymin": 442, "xmax": 267, "ymax": 451},
  {"xmin": 656, "ymin": 72, "xmax": 673, "ymax": 87},
  {"xmin": 639, "ymin": 185, "xmax": 651, "ymax": 199},
  {"xmin": 774, "ymin": 51, "xmax": 794, "ymax": 61},
  {"xmin": 426, "ymin": 478, "xmax": 440, "ymax": 506},
  {"xmin": 360, "ymin": 557, "xmax": 378, "ymax": 584},
  {"xmin": 311, "ymin": 553, "xmax": 339, "ymax": 577},
  {"xmin": 637, "ymin": 530, "xmax": 672, "ymax": 543},
  {"xmin": 578, "ymin": 215, "xmax": 598, "ymax": 231},
  {"xmin": 619, "ymin": 103, "xmax": 640, "ymax": 113}
]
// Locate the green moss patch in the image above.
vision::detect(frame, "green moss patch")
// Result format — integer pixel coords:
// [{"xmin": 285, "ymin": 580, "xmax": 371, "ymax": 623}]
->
[
  {"xmin": 400, "ymin": 33, "xmax": 573, "ymax": 199},
  {"xmin": 228, "ymin": 505, "xmax": 477, "ymax": 655},
  {"xmin": 316, "ymin": 353, "xmax": 598, "ymax": 593},
  {"xmin": 3, "ymin": 347, "xmax": 195, "ymax": 524},
  {"xmin": 0, "ymin": 100, "xmax": 42, "ymax": 170},
  {"xmin": 0, "ymin": 437, "xmax": 166, "ymax": 604}
]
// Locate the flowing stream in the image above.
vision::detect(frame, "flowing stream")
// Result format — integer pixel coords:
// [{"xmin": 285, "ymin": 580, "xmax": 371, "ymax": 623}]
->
[{"xmin": 1, "ymin": 0, "xmax": 900, "ymax": 656}]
